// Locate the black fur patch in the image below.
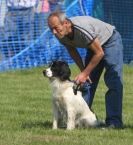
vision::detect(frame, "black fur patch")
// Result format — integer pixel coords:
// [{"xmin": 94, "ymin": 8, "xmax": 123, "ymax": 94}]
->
[{"xmin": 50, "ymin": 61, "xmax": 71, "ymax": 81}]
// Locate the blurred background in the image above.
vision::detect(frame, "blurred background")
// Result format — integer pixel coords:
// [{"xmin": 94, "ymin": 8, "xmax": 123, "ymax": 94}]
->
[{"xmin": 0, "ymin": 0, "xmax": 133, "ymax": 71}]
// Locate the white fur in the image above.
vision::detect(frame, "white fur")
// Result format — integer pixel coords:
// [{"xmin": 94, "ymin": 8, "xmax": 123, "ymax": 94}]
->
[
  {"xmin": 45, "ymin": 68, "xmax": 99, "ymax": 130},
  {"xmin": 45, "ymin": 68, "xmax": 53, "ymax": 77}
]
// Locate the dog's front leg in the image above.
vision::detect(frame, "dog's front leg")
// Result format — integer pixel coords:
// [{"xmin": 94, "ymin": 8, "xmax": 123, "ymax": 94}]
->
[
  {"xmin": 67, "ymin": 109, "xmax": 75, "ymax": 130},
  {"xmin": 53, "ymin": 116, "xmax": 58, "ymax": 129},
  {"xmin": 52, "ymin": 103, "xmax": 59, "ymax": 129}
]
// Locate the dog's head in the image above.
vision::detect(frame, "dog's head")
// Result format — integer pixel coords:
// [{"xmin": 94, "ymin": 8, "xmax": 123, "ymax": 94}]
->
[{"xmin": 43, "ymin": 61, "xmax": 71, "ymax": 81}]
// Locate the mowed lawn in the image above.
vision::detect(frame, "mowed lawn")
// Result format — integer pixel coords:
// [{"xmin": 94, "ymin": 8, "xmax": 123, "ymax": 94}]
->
[{"xmin": 0, "ymin": 64, "xmax": 133, "ymax": 145}]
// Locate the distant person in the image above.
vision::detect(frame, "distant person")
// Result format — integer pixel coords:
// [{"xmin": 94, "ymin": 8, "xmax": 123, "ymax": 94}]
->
[
  {"xmin": 41, "ymin": 0, "xmax": 50, "ymax": 13},
  {"xmin": 4, "ymin": 0, "xmax": 38, "ymax": 41},
  {"xmin": 34, "ymin": 0, "xmax": 50, "ymax": 38},
  {"xmin": 0, "ymin": 1, "xmax": 6, "ymax": 41},
  {"xmin": 36, "ymin": 0, "xmax": 50, "ymax": 13},
  {"xmin": 49, "ymin": 0, "xmax": 65, "ymax": 12},
  {"xmin": 48, "ymin": 0, "xmax": 58, "ymax": 11}
]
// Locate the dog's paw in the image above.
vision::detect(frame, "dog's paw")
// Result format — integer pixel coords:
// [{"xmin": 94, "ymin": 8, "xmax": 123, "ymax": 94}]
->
[
  {"xmin": 52, "ymin": 123, "xmax": 58, "ymax": 129},
  {"xmin": 52, "ymin": 126, "xmax": 58, "ymax": 130},
  {"xmin": 67, "ymin": 124, "xmax": 75, "ymax": 130},
  {"xmin": 67, "ymin": 126, "xmax": 75, "ymax": 130}
]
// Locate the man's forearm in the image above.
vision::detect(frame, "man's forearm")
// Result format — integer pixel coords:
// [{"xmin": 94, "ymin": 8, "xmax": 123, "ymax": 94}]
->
[
  {"xmin": 83, "ymin": 53, "xmax": 104, "ymax": 75},
  {"xmin": 66, "ymin": 47, "xmax": 84, "ymax": 71},
  {"xmin": 84, "ymin": 38, "xmax": 104, "ymax": 75}
]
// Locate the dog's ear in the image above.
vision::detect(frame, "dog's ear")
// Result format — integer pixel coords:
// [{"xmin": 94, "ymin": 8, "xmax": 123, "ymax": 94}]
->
[{"xmin": 60, "ymin": 65, "xmax": 71, "ymax": 81}]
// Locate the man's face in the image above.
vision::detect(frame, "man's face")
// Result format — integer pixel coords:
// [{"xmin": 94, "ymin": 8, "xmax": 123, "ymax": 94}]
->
[{"xmin": 48, "ymin": 16, "xmax": 69, "ymax": 39}]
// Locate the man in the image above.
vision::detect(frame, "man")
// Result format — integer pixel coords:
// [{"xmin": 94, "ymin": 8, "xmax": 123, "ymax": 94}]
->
[{"xmin": 47, "ymin": 12, "xmax": 123, "ymax": 129}]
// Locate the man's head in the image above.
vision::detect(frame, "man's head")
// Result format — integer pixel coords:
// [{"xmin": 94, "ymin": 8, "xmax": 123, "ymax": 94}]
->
[{"xmin": 48, "ymin": 12, "xmax": 72, "ymax": 38}]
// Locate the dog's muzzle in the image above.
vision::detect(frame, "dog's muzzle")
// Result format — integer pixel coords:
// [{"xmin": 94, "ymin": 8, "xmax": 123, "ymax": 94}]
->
[
  {"xmin": 43, "ymin": 68, "xmax": 53, "ymax": 78},
  {"xmin": 43, "ymin": 70, "xmax": 46, "ymax": 76}
]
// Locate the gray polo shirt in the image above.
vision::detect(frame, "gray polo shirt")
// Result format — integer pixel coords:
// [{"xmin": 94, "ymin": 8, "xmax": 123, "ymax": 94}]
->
[{"xmin": 58, "ymin": 16, "xmax": 115, "ymax": 49}]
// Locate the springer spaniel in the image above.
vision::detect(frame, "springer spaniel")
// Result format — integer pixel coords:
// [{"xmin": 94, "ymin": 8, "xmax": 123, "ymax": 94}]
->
[{"xmin": 43, "ymin": 61, "xmax": 99, "ymax": 130}]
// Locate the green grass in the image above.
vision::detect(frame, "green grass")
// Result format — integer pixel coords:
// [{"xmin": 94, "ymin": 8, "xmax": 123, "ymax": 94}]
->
[{"xmin": 0, "ymin": 65, "xmax": 133, "ymax": 145}]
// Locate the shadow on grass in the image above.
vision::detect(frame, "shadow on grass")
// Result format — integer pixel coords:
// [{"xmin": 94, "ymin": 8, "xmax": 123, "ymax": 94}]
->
[
  {"xmin": 21, "ymin": 120, "xmax": 52, "ymax": 129},
  {"xmin": 124, "ymin": 124, "xmax": 133, "ymax": 130},
  {"xmin": 21, "ymin": 121, "xmax": 133, "ymax": 130}
]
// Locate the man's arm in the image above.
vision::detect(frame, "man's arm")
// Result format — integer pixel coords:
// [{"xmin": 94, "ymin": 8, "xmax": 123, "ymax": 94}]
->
[
  {"xmin": 75, "ymin": 38, "xmax": 104, "ymax": 83},
  {"xmin": 66, "ymin": 46, "xmax": 85, "ymax": 71},
  {"xmin": 83, "ymin": 38, "xmax": 104, "ymax": 76}
]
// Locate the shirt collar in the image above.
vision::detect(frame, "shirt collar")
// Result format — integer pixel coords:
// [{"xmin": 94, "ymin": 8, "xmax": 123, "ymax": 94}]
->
[{"xmin": 65, "ymin": 18, "xmax": 74, "ymax": 40}]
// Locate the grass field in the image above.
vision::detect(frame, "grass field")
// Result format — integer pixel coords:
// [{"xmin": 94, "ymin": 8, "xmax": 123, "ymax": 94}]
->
[{"xmin": 0, "ymin": 64, "xmax": 133, "ymax": 145}]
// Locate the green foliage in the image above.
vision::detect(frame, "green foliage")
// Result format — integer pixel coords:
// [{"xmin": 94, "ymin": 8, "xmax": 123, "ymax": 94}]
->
[{"xmin": 0, "ymin": 65, "xmax": 133, "ymax": 145}]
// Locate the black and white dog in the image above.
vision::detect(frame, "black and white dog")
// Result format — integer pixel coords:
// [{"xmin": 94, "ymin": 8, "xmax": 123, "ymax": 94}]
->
[{"xmin": 43, "ymin": 61, "xmax": 99, "ymax": 130}]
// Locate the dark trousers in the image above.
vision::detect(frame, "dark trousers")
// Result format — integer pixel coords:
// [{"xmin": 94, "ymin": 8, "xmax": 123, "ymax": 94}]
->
[{"xmin": 85, "ymin": 30, "xmax": 123, "ymax": 127}]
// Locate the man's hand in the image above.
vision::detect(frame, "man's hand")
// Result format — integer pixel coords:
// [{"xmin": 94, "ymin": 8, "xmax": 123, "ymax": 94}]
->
[{"xmin": 75, "ymin": 71, "xmax": 92, "ymax": 84}]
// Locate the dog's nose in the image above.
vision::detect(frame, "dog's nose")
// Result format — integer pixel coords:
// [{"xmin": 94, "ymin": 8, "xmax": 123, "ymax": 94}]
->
[{"xmin": 43, "ymin": 70, "xmax": 46, "ymax": 76}]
